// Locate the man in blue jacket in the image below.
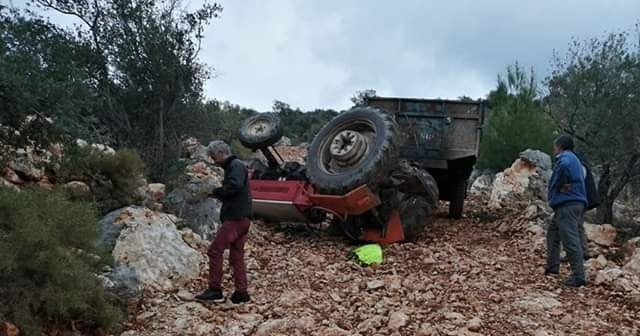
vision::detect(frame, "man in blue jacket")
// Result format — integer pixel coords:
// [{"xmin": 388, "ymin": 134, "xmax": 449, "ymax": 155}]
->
[{"xmin": 545, "ymin": 135, "xmax": 588, "ymax": 287}]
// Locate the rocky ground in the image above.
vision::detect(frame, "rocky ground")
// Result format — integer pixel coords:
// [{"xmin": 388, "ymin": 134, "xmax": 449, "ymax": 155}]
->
[{"xmin": 119, "ymin": 200, "xmax": 640, "ymax": 336}]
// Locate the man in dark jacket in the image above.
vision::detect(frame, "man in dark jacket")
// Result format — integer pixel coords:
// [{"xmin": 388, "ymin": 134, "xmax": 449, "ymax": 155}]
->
[
  {"xmin": 545, "ymin": 135, "xmax": 588, "ymax": 287},
  {"xmin": 196, "ymin": 140, "xmax": 252, "ymax": 303}
]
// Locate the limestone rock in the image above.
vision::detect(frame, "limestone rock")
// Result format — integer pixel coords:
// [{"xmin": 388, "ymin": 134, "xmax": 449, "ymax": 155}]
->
[
  {"xmin": 585, "ymin": 255, "xmax": 609, "ymax": 272},
  {"xmin": 165, "ymin": 191, "xmax": 221, "ymax": 239},
  {"xmin": 275, "ymin": 136, "xmax": 292, "ymax": 146},
  {"xmin": 367, "ymin": 279, "xmax": 385, "ymax": 290},
  {"xmin": 147, "ymin": 183, "xmax": 166, "ymax": 203},
  {"xmin": 519, "ymin": 149, "xmax": 552, "ymax": 173},
  {"xmin": 469, "ymin": 174, "xmax": 494, "ymax": 196},
  {"xmin": 3, "ymin": 168, "xmax": 23, "ymax": 185},
  {"xmin": 489, "ymin": 156, "xmax": 547, "ymax": 209},
  {"xmin": 594, "ymin": 267, "xmax": 625, "ymax": 286},
  {"xmin": 387, "ymin": 311, "xmax": 409, "ymax": 329},
  {"xmin": 100, "ymin": 206, "xmax": 204, "ymax": 291},
  {"xmin": 584, "ymin": 223, "xmax": 617, "ymax": 247},
  {"xmin": 64, "ymin": 181, "xmax": 91, "ymax": 197},
  {"xmin": 624, "ymin": 249, "xmax": 640, "ymax": 276},
  {"xmin": 622, "ymin": 237, "xmax": 640, "ymax": 258},
  {"xmin": 515, "ymin": 294, "xmax": 561, "ymax": 313},
  {"xmin": 1, "ymin": 321, "xmax": 19, "ymax": 336},
  {"xmin": 0, "ymin": 177, "xmax": 19, "ymax": 191},
  {"xmin": 8, "ymin": 159, "xmax": 43, "ymax": 181},
  {"xmin": 467, "ymin": 317, "xmax": 482, "ymax": 332}
]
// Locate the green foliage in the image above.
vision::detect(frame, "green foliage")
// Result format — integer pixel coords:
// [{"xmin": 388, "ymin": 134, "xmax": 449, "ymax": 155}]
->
[
  {"xmin": 0, "ymin": 9, "xmax": 105, "ymax": 150},
  {"xmin": 60, "ymin": 146, "xmax": 147, "ymax": 214},
  {"xmin": 273, "ymin": 100, "xmax": 339, "ymax": 144},
  {"xmin": 351, "ymin": 89, "xmax": 377, "ymax": 106},
  {"xmin": 477, "ymin": 64, "xmax": 557, "ymax": 170},
  {"xmin": 0, "ymin": 188, "xmax": 122, "ymax": 335},
  {"xmin": 546, "ymin": 29, "xmax": 640, "ymax": 223}
]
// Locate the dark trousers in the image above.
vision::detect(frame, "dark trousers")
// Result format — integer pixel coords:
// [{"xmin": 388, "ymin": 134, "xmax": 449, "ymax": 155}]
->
[
  {"xmin": 546, "ymin": 203, "xmax": 585, "ymax": 281},
  {"xmin": 207, "ymin": 218, "xmax": 251, "ymax": 291}
]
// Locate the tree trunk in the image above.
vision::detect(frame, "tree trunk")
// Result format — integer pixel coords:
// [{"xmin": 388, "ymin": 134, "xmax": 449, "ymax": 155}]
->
[
  {"xmin": 596, "ymin": 198, "xmax": 614, "ymax": 224},
  {"xmin": 596, "ymin": 164, "xmax": 612, "ymax": 224},
  {"xmin": 157, "ymin": 98, "xmax": 165, "ymax": 178}
]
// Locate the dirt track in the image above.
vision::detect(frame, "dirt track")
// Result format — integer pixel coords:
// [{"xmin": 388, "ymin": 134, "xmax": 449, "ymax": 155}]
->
[{"xmin": 124, "ymin": 204, "xmax": 640, "ymax": 336}]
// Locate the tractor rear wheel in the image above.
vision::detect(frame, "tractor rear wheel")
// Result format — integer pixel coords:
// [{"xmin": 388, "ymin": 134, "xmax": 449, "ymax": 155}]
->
[{"xmin": 306, "ymin": 107, "xmax": 400, "ymax": 195}]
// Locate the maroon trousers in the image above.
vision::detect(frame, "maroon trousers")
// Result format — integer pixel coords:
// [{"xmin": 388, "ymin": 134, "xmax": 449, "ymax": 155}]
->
[{"xmin": 207, "ymin": 218, "xmax": 251, "ymax": 291}]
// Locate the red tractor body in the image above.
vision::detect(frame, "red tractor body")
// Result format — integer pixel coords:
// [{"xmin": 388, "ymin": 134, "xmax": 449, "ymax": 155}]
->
[{"xmin": 249, "ymin": 179, "xmax": 406, "ymax": 244}]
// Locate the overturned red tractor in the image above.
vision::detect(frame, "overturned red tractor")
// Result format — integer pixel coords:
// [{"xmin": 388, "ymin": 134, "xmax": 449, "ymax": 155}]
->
[{"xmin": 239, "ymin": 97, "xmax": 486, "ymax": 244}]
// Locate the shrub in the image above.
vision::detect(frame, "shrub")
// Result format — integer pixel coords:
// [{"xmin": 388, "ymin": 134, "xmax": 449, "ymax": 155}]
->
[
  {"xmin": 59, "ymin": 146, "xmax": 147, "ymax": 214},
  {"xmin": 0, "ymin": 188, "xmax": 122, "ymax": 335}
]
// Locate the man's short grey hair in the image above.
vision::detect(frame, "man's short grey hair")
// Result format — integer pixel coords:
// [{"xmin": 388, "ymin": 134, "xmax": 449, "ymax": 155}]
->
[{"xmin": 207, "ymin": 140, "xmax": 231, "ymax": 156}]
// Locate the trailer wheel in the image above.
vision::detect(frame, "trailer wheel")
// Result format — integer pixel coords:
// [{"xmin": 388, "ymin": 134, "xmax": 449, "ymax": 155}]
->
[
  {"xmin": 449, "ymin": 179, "xmax": 467, "ymax": 219},
  {"xmin": 306, "ymin": 107, "xmax": 400, "ymax": 194},
  {"xmin": 238, "ymin": 113, "xmax": 283, "ymax": 150}
]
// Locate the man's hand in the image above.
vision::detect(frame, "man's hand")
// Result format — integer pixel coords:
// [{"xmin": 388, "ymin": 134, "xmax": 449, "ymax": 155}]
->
[{"xmin": 560, "ymin": 184, "xmax": 571, "ymax": 193}]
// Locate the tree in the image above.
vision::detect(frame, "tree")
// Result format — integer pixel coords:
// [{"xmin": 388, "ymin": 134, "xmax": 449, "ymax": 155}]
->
[
  {"xmin": 272, "ymin": 100, "xmax": 338, "ymax": 144},
  {"xmin": 0, "ymin": 8, "xmax": 104, "ymax": 152},
  {"xmin": 477, "ymin": 64, "xmax": 557, "ymax": 170},
  {"xmin": 546, "ymin": 29, "xmax": 640, "ymax": 223},
  {"xmin": 350, "ymin": 89, "xmax": 377, "ymax": 106},
  {"xmin": 33, "ymin": 0, "xmax": 222, "ymax": 179}
]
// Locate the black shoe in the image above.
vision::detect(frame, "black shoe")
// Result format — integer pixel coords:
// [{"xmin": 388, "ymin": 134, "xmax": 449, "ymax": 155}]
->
[
  {"xmin": 544, "ymin": 268, "xmax": 559, "ymax": 276},
  {"xmin": 230, "ymin": 291, "xmax": 250, "ymax": 304},
  {"xmin": 564, "ymin": 278, "xmax": 587, "ymax": 287},
  {"xmin": 195, "ymin": 288, "xmax": 225, "ymax": 302}
]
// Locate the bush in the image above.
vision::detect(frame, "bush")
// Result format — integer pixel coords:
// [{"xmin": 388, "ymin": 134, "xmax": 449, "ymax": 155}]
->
[
  {"xmin": 477, "ymin": 64, "xmax": 557, "ymax": 170},
  {"xmin": 60, "ymin": 146, "xmax": 147, "ymax": 214},
  {"xmin": 0, "ymin": 188, "xmax": 122, "ymax": 335}
]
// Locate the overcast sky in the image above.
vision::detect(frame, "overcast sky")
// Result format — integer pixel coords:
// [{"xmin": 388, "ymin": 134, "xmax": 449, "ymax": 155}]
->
[{"xmin": 9, "ymin": 0, "xmax": 640, "ymax": 111}]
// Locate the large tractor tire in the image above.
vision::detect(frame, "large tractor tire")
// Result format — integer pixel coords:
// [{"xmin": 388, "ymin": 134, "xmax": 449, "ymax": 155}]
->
[
  {"xmin": 238, "ymin": 113, "xmax": 283, "ymax": 150},
  {"xmin": 449, "ymin": 179, "xmax": 467, "ymax": 219},
  {"xmin": 306, "ymin": 107, "xmax": 400, "ymax": 194},
  {"xmin": 399, "ymin": 195, "xmax": 432, "ymax": 242}
]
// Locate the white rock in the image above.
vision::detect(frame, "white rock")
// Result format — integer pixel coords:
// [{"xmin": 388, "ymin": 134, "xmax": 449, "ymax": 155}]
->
[
  {"xmin": 367, "ymin": 279, "xmax": 385, "ymax": 290},
  {"xmin": 76, "ymin": 139, "xmax": 89, "ymax": 147},
  {"xmin": 488, "ymin": 158, "xmax": 546, "ymax": 208},
  {"xmin": 177, "ymin": 289, "xmax": 194, "ymax": 301},
  {"xmin": 387, "ymin": 311, "xmax": 409, "ymax": 329},
  {"xmin": 469, "ymin": 174, "xmax": 494, "ymax": 196},
  {"xmin": 586, "ymin": 255, "xmax": 608, "ymax": 272},
  {"xmin": 623, "ymin": 237, "xmax": 640, "ymax": 257},
  {"xmin": 467, "ymin": 317, "xmax": 482, "ymax": 332},
  {"xmin": 624, "ymin": 250, "xmax": 640, "ymax": 276},
  {"xmin": 516, "ymin": 294, "xmax": 561, "ymax": 313},
  {"xmin": 147, "ymin": 183, "xmax": 166, "ymax": 203},
  {"xmin": 105, "ymin": 206, "xmax": 205, "ymax": 291},
  {"xmin": 275, "ymin": 136, "xmax": 292, "ymax": 146},
  {"xmin": 64, "ymin": 181, "xmax": 91, "ymax": 197},
  {"xmin": 594, "ymin": 267, "xmax": 625, "ymax": 285},
  {"xmin": 255, "ymin": 318, "xmax": 291, "ymax": 336},
  {"xmin": 584, "ymin": 223, "xmax": 617, "ymax": 247}
]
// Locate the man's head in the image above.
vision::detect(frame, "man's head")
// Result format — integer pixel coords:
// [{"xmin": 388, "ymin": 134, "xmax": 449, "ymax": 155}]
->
[
  {"xmin": 553, "ymin": 135, "xmax": 574, "ymax": 156},
  {"xmin": 207, "ymin": 140, "xmax": 232, "ymax": 165}
]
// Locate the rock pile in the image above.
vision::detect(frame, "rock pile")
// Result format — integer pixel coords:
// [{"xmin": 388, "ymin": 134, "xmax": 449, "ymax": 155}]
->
[{"xmin": 165, "ymin": 137, "xmax": 223, "ymax": 239}]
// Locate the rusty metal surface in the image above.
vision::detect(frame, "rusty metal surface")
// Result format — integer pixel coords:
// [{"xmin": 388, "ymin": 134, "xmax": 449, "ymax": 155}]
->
[
  {"xmin": 366, "ymin": 97, "xmax": 485, "ymax": 167},
  {"xmin": 307, "ymin": 184, "xmax": 381, "ymax": 217}
]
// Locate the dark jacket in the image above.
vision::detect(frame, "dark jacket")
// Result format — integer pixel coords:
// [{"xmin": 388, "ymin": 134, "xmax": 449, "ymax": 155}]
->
[
  {"xmin": 212, "ymin": 156, "xmax": 252, "ymax": 222},
  {"xmin": 575, "ymin": 152, "xmax": 601, "ymax": 210},
  {"xmin": 548, "ymin": 151, "xmax": 588, "ymax": 209}
]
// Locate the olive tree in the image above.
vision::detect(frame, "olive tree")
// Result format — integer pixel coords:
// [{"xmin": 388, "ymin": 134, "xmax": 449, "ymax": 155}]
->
[{"xmin": 546, "ymin": 29, "xmax": 640, "ymax": 223}]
